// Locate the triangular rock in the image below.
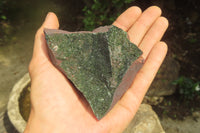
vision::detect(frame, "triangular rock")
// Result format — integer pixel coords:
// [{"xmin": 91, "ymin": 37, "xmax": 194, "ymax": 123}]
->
[{"xmin": 44, "ymin": 25, "xmax": 144, "ymax": 119}]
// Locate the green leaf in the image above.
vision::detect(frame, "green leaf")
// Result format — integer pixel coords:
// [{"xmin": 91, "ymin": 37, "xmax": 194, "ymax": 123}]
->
[
  {"xmin": 125, "ymin": 0, "xmax": 135, "ymax": 3},
  {"xmin": 1, "ymin": 15, "xmax": 6, "ymax": 20}
]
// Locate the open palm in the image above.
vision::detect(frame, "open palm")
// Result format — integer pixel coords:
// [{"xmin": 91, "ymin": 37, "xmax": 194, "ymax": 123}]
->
[{"xmin": 25, "ymin": 6, "xmax": 168, "ymax": 133}]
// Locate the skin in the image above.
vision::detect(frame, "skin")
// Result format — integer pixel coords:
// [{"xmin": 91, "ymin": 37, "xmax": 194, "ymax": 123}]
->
[{"xmin": 25, "ymin": 6, "xmax": 168, "ymax": 133}]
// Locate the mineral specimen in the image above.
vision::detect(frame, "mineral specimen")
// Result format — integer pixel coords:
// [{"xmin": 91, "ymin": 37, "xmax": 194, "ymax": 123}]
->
[{"xmin": 44, "ymin": 25, "xmax": 143, "ymax": 119}]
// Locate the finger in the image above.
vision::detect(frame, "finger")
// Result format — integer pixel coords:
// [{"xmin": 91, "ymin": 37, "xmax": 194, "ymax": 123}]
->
[
  {"xmin": 42, "ymin": 12, "xmax": 60, "ymax": 29},
  {"xmin": 32, "ymin": 12, "xmax": 59, "ymax": 60},
  {"xmin": 101, "ymin": 42, "xmax": 167, "ymax": 133},
  {"xmin": 139, "ymin": 17, "xmax": 169, "ymax": 59},
  {"xmin": 127, "ymin": 41, "xmax": 167, "ymax": 103},
  {"xmin": 128, "ymin": 6, "xmax": 162, "ymax": 45},
  {"xmin": 113, "ymin": 6, "xmax": 142, "ymax": 31}
]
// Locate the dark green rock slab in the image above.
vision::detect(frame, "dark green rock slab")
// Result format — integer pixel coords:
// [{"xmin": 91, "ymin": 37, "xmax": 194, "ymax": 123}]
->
[{"xmin": 44, "ymin": 25, "xmax": 143, "ymax": 119}]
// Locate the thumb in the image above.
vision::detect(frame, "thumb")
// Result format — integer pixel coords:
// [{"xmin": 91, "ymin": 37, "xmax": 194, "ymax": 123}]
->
[
  {"xmin": 29, "ymin": 12, "xmax": 59, "ymax": 77},
  {"xmin": 33, "ymin": 12, "xmax": 59, "ymax": 58},
  {"xmin": 42, "ymin": 12, "xmax": 60, "ymax": 29}
]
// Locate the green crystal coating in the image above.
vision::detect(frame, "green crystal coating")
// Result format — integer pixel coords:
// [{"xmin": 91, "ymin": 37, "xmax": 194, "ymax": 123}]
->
[{"xmin": 44, "ymin": 25, "xmax": 143, "ymax": 119}]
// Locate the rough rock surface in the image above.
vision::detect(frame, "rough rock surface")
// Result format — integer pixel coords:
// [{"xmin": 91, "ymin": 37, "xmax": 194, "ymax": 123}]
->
[
  {"xmin": 44, "ymin": 25, "xmax": 143, "ymax": 119},
  {"xmin": 143, "ymin": 96, "xmax": 164, "ymax": 106},
  {"xmin": 124, "ymin": 104, "xmax": 165, "ymax": 133}
]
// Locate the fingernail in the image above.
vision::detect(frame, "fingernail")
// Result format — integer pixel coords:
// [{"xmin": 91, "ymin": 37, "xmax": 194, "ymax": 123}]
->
[{"xmin": 45, "ymin": 12, "xmax": 51, "ymax": 22}]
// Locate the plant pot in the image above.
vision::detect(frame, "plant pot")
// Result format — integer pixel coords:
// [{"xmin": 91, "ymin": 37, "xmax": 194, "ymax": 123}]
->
[{"xmin": 7, "ymin": 73, "xmax": 30, "ymax": 133}]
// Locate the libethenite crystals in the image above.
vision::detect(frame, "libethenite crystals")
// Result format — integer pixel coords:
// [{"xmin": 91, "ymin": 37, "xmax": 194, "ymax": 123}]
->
[{"xmin": 44, "ymin": 25, "xmax": 143, "ymax": 120}]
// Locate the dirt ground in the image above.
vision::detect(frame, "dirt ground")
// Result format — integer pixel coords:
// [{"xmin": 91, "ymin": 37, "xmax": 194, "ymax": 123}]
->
[{"xmin": 160, "ymin": 114, "xmax": 200, "ymax": 133}]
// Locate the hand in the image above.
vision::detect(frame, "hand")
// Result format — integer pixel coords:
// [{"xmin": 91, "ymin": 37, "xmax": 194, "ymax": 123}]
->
[{"xmin": 25, "ymin": 6, "xmax": 168, "ymax": 133}]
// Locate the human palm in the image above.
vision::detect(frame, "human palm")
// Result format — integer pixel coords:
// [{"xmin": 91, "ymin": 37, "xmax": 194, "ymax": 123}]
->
[{"xmin": 25, "ymin": 6, "xmax": 168, "ymax": 133}]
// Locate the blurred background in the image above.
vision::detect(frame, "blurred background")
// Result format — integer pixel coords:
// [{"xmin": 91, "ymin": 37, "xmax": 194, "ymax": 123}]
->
[{"xmin": 0, "ymin": 0, "xmax": 200, "ymax": 132}]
